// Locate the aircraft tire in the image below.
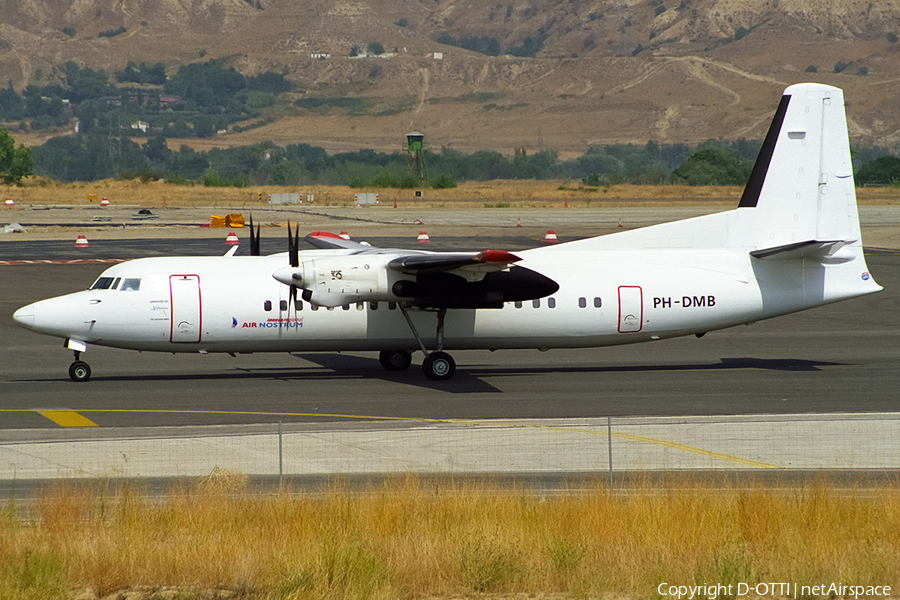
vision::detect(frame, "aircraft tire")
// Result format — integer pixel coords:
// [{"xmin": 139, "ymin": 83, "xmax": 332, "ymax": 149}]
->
[
  {"xmin": 68, "ymin": 361, "xmax": 91, "ymax": 382},
  {"xmin": 423, "ymin": 352, "xmax": 455, "ymax": 381},
  {"xmin": 379, "ymin": 350, "xmax": 412, "ymax": 371}
]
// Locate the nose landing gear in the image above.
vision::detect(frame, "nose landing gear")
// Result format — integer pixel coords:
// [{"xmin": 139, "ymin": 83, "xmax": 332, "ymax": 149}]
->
[{"xmin": 68, "ymin": 351, "xmax": 91, "ymax": 382}]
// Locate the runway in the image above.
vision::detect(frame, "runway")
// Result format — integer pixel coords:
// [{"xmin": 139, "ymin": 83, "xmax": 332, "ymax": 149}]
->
[
  {"xmin": 2, "ymin": 238, "xmax": 899, "ymax": 430},
  {"xmin": 1, "ymin": 229, "xmax": 898, "ymax": 490}
]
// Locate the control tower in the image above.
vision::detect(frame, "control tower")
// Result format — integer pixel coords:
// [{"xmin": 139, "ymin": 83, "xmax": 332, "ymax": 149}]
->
[{"xmin": 405, "ymin": 131, "xmax": 427, "ymax": 180}]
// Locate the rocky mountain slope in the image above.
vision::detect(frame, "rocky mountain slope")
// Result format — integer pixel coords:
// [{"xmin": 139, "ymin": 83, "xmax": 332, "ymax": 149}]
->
[{"xmin": 2, "ymin": 0, "xmax": 900, "ymax": 153}]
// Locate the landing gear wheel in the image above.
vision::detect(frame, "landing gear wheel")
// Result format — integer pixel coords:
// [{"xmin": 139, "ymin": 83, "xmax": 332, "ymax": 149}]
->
[
  {"xmin": 422, "ymin": 352, "xmax": 455, "ymax": 381},
  {"xmin": 68, "ymin": 361, "xmax": 91, "ymax": 382},
  {"xmin": 379, "ymin": 350, "xmax": 412, "ymax": 371}
]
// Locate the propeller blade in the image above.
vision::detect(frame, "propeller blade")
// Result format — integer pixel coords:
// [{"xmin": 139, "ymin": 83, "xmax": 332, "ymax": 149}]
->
[
  {"xmin": 249, "ymin": 214, "xmax": 261, "ymax": 256},
  {"xmin": 289, "ymin": 222, "xmax": 300, "ymax": 268},
  {"xmin": 285, "ymin": 221, "xmax": 301, "ymax": 308}
]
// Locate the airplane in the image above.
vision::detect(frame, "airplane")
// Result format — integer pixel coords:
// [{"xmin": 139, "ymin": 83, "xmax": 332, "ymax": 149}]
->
[{"xmin": 13, "ymin": 83, "xmax": 882, "ymax": 382}]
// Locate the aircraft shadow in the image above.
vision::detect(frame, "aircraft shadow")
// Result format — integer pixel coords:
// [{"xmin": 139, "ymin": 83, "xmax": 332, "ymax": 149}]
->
[
  {"xmin": 471, "ymin": 356, "xmax": 846, "ymax": 375},
  {"xmin": 16, "ymin": 356, "xmax": 843, "ymax": 391}
]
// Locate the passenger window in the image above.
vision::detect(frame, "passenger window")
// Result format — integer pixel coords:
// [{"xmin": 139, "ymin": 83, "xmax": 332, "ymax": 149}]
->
[
  {"xmin": 356, "ymin": 302, "xmax": 364, "ymax": 311},
  {"xmin": 532, "ymin": 299, "xmax": 541, "ymax": 308},
  {"xmin": 295, "ymin": 300, "xmax": 303, "ymax": 311},
  {"xmin": 370, "ymin": 302, "xmax": 378, "ymax": 311},
  {"xmin": 342, "ymin": 304, "xmax": 350, "ymax": 311},
  {"xmin": 120, "ymin": 278, "xmax": 140, "ymax": 291},
  {"xmin": 388, "ymin": 302, "xmax": 397, "ymax": 310},
  {"xmin": 311, "ymin": 304, "xmax": 319, "ymax": 311},
  {"xmin": 514, "ymin": 301, "xmax": 522, "ymax": 309},
  {"xmin": 264, "ymin": 300, "xmax": 272, "ymax": 311},
  {"xmin": 280, "ymin": 300, "xmax": 288, "ymax": 311},
  {"xmin": 594, "ymin": 297, "xmax": 602, "ymax": 308},
  {"xmin": 548, "ymin": 298, "xmax": 556, "ymax": 309},
  {"xmin": 578, "ymin": 297, "xmax": 587, "ymax": 308}
]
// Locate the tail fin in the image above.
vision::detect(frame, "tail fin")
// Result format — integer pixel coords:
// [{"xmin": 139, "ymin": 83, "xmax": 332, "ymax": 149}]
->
[
  {"xmin": 731, "ymin": 83, "xmax": 860, "ymax": 253},
  {"xmin": 733, "ymin": 83, "xmax": 881, "ymax": 304}
]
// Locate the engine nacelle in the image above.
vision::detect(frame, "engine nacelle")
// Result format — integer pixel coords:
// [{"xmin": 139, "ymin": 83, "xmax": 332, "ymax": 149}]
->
[
  {"xmin": 275, "ymin": 255, "xmax": 413, "ymax": 307},
  {"xmin": 272, "ymin": 255, "xmax": 559, "ymax": 309}
]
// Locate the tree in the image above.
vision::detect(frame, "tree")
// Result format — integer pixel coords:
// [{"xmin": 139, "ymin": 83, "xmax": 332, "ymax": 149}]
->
[
  {"xmin": 855, "ymin": 156, "xmax": 900, "ymax": 186},
  {"xmin": 367, "ymin": 41, "xmax": 385, "ymax": 56},
  {"xmin": 0, "ymin": 127, "xmax": 34, "ymax": 185},
  {"xmin": 671, "ymin": 148, "xmax": 753, "ymax": 186}
]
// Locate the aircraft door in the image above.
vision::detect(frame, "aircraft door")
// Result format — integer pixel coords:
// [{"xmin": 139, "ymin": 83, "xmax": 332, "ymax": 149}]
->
[
  {"xmin": 617, "ymin": 286, "xmax": 643, "ymax": 333},
  {"xmin": 170, "ymin": 274, "xmax": 202, "ymax": 343}
]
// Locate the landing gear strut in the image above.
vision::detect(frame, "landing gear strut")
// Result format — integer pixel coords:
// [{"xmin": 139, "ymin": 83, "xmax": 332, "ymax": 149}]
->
[
  {"xmin": 396, "ymin": 305, "xmax": 457, "ymax": 380},
  {"xmin": 68, "ymin": 351, "xmax": 91, "ymax": 382}
]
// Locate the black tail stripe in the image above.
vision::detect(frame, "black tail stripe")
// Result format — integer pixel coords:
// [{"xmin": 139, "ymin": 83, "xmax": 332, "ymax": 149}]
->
[{"xmin": 738, "ymin": 94, "xmax": 791, "ymax": 208}]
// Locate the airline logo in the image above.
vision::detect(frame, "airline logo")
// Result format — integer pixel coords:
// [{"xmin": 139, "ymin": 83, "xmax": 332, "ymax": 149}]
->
[{"xmin": 239, "ymin": 317, "xmax": 303, "ymax": 329}]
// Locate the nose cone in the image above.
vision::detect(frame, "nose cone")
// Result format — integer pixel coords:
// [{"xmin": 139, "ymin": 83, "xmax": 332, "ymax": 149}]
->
[
  {"xmin": 13, "ymin": 303, "xmax": 35, "ymax": 329},
  {"xmin": 272, "ymin": 265, "xmax": 303, "ymax": 288}
]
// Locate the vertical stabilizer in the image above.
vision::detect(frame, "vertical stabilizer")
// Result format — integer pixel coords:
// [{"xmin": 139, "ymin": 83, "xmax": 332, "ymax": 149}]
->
[{"xmin": 731, "ymin": 83, "xmax": 860, "ymax": 252}]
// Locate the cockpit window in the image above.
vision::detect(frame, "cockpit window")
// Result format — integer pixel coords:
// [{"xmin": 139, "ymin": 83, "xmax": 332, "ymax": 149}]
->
[
  {"xmin": 120, "ymin": 278, "xmax": 141, "ymax": 291},
  {"xmin": 90, "ymin": 277, "xmax": 117, "ymax": 290}
]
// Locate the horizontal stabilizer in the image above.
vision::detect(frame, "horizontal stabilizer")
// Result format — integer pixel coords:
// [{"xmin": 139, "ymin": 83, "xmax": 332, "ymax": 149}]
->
[{"xmin": 749, "ymin": 240, "xmax": 855, "ymax": 261}]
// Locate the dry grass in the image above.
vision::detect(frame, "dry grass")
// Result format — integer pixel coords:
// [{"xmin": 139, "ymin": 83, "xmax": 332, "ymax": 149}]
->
[
  {"xmin": 4, "ymin": 179, "xmax": 897, "ymax": 212},
  {"xmin": 1, "ymin": 475, "xmax": 898, "ymax": 599}
]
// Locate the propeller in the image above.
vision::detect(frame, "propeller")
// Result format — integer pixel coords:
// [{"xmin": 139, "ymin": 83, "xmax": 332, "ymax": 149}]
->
[
  {"xmin": 287, "ymin": 221, "xmax": 300, "ymax": 307},
  {"xmin": 248, "ymin": 214, "xmax": 261, "ymax": 256}
]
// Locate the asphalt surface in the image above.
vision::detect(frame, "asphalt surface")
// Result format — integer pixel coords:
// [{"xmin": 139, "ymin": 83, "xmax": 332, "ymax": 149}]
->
[{"xmin": 2, "ymin": 236, "xmax": 898, "ymax": 431}]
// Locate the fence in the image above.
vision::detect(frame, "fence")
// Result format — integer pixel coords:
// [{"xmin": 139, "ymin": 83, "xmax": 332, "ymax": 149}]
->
[{"xmin": 2, "ymin": 413, "xmax": 897, "ymax": 484}]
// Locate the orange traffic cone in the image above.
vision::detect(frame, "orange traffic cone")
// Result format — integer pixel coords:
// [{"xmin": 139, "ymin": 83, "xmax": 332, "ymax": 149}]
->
[
  {"xmin": 339, "ymin": 231, "xmax": 351, "ymax": 240},
  {"xmin": 417, "ymin": 231, "xmax": 430, "ymax": 243},
  {"xmin": 543, "ymin": 230, "xmax": 558, "ymax": 243},
  {"xmin": 75, "ymin": 234, "xmax": 89, "ymax": 248},
  {"xmin": 225, "ymin": 231, "xmax": 239, "ymax": 245},
  {"xmin": 617, "ymin": 218, "xmax": 623, "ymax": 228}
]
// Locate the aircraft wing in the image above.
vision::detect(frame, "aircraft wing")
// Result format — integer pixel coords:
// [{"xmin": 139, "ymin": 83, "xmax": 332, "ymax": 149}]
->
[
  {"xmin": 305, "ymin": 231, "xmax": 522, "ymax": 273},
  {"xmin": 275, "ymin": 231, "xmax": 554, "ymax": 309},
  {"xmin": 387, "ymin": 250, "xmax": 521, "ymax": 274}
]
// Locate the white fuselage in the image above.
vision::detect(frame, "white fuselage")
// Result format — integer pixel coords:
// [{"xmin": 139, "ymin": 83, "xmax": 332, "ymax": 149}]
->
[{"xmin": 13, "ymin": 239, "xmax": 872, "ymax": 356}]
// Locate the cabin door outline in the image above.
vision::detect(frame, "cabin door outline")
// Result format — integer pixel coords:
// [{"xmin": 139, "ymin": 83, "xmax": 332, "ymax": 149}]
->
[
  {"xmin": 617, "ymin": 285, "xmax": 643, "ymax": 333},
  {"xmin": 170, "ymin": 274, "xmax": 202, "ymax": 343}
]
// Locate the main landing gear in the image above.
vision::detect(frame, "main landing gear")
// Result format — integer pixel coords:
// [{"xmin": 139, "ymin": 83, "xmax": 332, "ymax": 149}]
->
[
  {"xmin": 379, "ymin": 350, "xmax": 412, "ymax": 371},
  {"xmin": 380, "ymin": 306, "xmax": 457, "ymax": 381},
  {"xmin": 68, "ymin": 351, "xmax": 91, "ymax": 382}
]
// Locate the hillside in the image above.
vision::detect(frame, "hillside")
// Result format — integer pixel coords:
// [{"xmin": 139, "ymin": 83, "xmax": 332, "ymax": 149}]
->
[{"xmin": 2, "ymin": 0, "xmax": 900, "ymax": 154}]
